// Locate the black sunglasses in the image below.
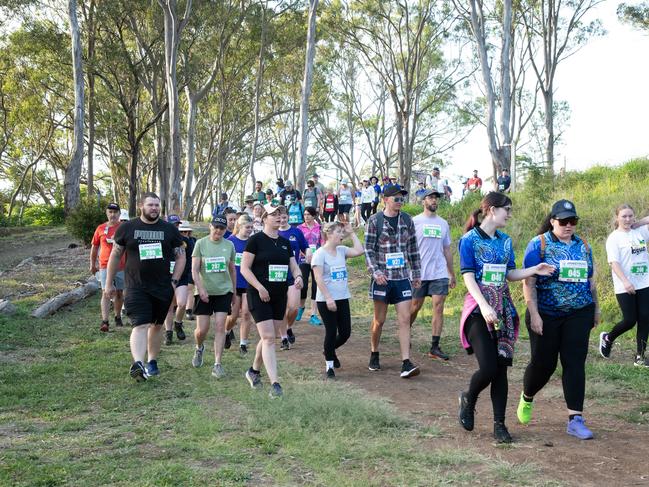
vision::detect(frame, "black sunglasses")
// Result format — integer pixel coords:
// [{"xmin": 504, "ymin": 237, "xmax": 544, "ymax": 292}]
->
[{"xmin": 556, "ymin": 217, "xmax": 579, "ymax": 226}]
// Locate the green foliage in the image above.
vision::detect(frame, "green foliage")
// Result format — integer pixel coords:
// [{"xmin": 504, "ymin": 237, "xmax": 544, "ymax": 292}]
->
[
  {"xmin": 65, "ymin": 199, "xmax": 110, "ymax": 246},
  {"xmin": 21, "ymin": 204, "xmax": 65, "ymax": 226}
]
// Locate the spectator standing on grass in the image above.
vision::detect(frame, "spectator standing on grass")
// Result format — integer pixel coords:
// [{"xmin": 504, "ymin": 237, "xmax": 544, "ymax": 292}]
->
[
  {"xmin": 517, "ymin": 199, "xmax": 599, "ymax": 440},
  {"xmin": 465, "ymin": 170, "xmax": 482, "ymax": 193},
  {"xmin": 457, "ymin": 192, "xmax": 554, "ymax": 443},
  {"xmin": 415, "ymin": 181, "xmax": 427, "ymax": 202},
  {"xmin": 90, "ymin": 202, "xmax": 126, "ymax": 332},
  {"xmin": 410, "ymin": 189, "xmax": 456, "ymax": 361},
  {"xmin": 104, "ymin": 192, "xmax": 185, "ymax": 382},
  {"xmin": 497, "ymin": 169, "xmax": 511, "ymax": 193}
]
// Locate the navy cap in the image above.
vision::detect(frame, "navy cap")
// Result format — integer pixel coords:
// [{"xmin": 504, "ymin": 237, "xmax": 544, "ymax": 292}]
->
[
  {"xmin": 167, "ymin": 214, "xmax": 181, "ymax": 224},
  {"xmin": 384, "ymin": 186, "xmax": 408, "ymax": 198},
  {"xmin": 551, "ymin": 200, "xmax": 578, "ymax": 219},
  {"xmin": 106, "ymin": 202, "xmax": 120, "ymax": 211},
  {"xmin": 210, "ymin": 215, "xmax": 227, "ymax": 228}
]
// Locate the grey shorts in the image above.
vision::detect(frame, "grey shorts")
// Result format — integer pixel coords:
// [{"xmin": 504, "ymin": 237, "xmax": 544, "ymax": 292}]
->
[
  {"xmin": 413, "ymin": 278, "xmax": 449, "ymax": 298},
  {"xmin": 96, "ymin": 269, "xmax": 125, "ymax": 290}
]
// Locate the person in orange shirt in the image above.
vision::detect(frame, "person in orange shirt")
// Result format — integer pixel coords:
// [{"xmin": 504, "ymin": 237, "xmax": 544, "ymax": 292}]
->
[
  {"xmin": 90, "ymin": 203, "xmax": 126, "ymax": 332},
  {"xmin": 465, "ymin": 170, "xmax": 483, "ymax": 193}
]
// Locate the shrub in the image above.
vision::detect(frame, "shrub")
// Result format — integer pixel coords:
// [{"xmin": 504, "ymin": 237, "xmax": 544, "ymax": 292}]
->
[
  {"xmin": 21, "ymin": 204, "xmax": 65, "ymax": 226},
  {"xmin": 65, "ymin": 198, "xmax": 111, "ymax": 246}
]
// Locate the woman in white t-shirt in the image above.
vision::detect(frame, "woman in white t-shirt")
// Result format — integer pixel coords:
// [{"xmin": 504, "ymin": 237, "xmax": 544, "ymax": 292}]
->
[
  {"xmin": 600, "ymin": 204, "xmax": 649, "ymax": 367},
  {"xmin": 311, "ymin": 222, "xmax": 364, "ymax": 379}
]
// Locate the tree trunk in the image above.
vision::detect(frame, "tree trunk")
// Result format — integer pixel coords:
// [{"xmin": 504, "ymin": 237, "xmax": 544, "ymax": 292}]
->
[
  {"xmin": 182, "ymin": 95, "xmax": 197, "ymax": 218},
  {"xmin": 249, "ymin": 1, "xmax": 268, "ymax": 192},
  {"xmin": 64, "ymin": 0, "xmax": 85, "ymax": 215},
  {"xmin": 544, "ymin": 88, "xmax": 554, "ymax": 174},
  {"xmin": 86, "ymin": 0, "xmax": 96, "ymax": 199}
]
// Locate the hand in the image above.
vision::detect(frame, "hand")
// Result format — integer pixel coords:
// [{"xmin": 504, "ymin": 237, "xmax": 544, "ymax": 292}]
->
[
  {"xmin": 294, "ymin": 276, "xmax": 303, "ymax": 290},
  {"xmin": 103, "ymin": 283, "xmax": 116, "ymax": 300},
  {"xmin": 199, "ymin": 288, "xmax": 209, "ymax": 303},
  {"xmin": 535, "ymin": 263, "xmax": 555, "ymax": 276},
  {"xmin": 343, "ymin": 222, "xmax": 353, "ymax": 235},
  {"xmin": 412, "ymin": 278, "xmax": 422, "ymax": 289},
  {"xmin": 624, "ymin": 280, "xmax": 636, "ymax": 295},
  {"xmin": 90, "ymin": 264, "xmax": 98, "ymax": 275},
  {"xmin": 479, "ymin": 303, "xmax": 498, "ymax": 326},
  {"xmin": 326, "ymin": 299, "xmax": 337, "ymax": 312},
  {"xmin": 373, "ymin": 272, "xmax": 387, "ymax": 286},
  {"xmin": 258, "ymin": 286, "xmax": 270, "ymax": 302},
  {"xmin": 530, "ymin": 313, "xmax": 544, "ymax": 335},
  {"xmin": 449, "ymin": 275, "xmax": 457, "ymax": 289}
]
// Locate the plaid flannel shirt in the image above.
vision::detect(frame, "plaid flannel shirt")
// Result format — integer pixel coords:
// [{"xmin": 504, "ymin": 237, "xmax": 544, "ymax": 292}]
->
[{"xmin": 364, "ymin": 211, "xmax": 421, "ymax": 281}]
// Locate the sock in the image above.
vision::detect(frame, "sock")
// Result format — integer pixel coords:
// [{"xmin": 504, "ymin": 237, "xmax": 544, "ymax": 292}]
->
[
  {"xmin": 371, "ymin": 351, "xmax": 379, "ymax": 357},
  {"xmin": 523, "ymin": 393, "xmax": 534, "ymax": 402},
  {"xmin": 569, "ymin": 414, "xmax": 581, "ymax": 420},
  {"xmin": 431, "ymin": 335, "xmax": 440, "ymax": 347},
  {"xmin": 326, "ymin": 360, "xmax": 334, "ymax": 371},
  {"xmin": 250, "ymin": 367, "xmax": 260, "ymax": 374},
  {"xmin": 240, "ymin": 339, "xmax": 248, "ymax": 346}
]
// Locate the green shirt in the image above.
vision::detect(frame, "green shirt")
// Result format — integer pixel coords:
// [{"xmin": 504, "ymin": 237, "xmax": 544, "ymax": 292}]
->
[{"xmin": 192, "ymin": 236, "xmax": 236, "ymax": 296}]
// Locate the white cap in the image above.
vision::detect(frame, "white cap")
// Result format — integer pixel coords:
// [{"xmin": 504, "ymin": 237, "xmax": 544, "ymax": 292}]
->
[
  {"xmin": 119, "ymin": 209, "xmax": 129, "ymax": 221},
  {"xmin": 178, "ymin": 221, "xmax": 193, "ymax": 231}
]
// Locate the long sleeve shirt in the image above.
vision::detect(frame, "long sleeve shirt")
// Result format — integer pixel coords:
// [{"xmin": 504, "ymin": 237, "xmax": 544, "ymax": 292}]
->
[{"xmin": 364, "ymin": 211, "xmax": 421, "ymax": 281}]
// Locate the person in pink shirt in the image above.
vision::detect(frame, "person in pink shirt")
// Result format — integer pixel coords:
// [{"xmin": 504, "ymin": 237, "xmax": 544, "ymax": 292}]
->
[{"xmin": 297, "ymin": 207, "xmax": 324, "ymax": 326}]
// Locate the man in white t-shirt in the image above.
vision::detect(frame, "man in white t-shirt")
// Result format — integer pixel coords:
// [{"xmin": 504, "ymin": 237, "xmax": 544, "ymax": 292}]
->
[{"xmin": 410, "ymin": 188, "xmax": 456, "ymax": 360}]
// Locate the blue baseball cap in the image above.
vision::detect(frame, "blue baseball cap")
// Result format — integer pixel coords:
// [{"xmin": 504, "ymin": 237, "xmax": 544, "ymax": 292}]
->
[{"xmin": 167, "ymin": 214, "xmax": 181, "ymax": 224}]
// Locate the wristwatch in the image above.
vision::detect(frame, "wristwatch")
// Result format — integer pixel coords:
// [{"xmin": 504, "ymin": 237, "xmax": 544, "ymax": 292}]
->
[{"xmin": 171, "ymin": 278, "xmax": 179, "ymax": 286}]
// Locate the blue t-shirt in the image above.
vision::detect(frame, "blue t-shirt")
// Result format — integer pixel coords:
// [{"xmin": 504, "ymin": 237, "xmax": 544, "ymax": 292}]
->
[
  {"xmin": 459, "ymin": 227, "xmax": 516, "ymax": 282},
  {"xmin": 373, "ymin": 184, "xmax": 381, "ymax": 202},
  {"xmin": 523, "ymin": 231, "xmax": 594, "ymax": 316},
  {"xmin": 287, "ymin": 202, "xmax": 304, "ymax": 226},
  {"xmin": 279, "ymin": 226, "xmax": 308, "ymax": 282},
  {"xmin": 228, "ymin": 235, "xmax": 248, "ymax": 289}
]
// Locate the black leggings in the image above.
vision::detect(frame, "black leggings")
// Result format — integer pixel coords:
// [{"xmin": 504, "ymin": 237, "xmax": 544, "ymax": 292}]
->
[
  {"xmin": 464, "ymin": 314, "xmax": 508, "ymax": 422},
  {"xmin": 323, "ymin": 211, "xmax": 336, "ymax": 222},
  {"xmin": 361, "ymin": 203, "xmax": 373, "ymax": 222},
  {"xmin": 523, "ymin": 303, "xmax": 594, "ymax": 412},
  {"xmin": 371, "ymin": 201, "xmax": 378, "ymax": 214},
  {"xmin": 299, "ymin": 263, "xmax": 317, "ymax": 301},
  {"xmin": 609, "ymin": 287, "xmax": 649, "ymax": 356},
  {"xmin": 317, "ymin": 299, "xmax": 351, "ymax": 361}
]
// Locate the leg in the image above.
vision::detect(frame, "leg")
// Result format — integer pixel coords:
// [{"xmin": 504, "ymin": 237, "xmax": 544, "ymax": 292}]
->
[
  {"xmin": 130, "ymin": 324, "xmax": 149, "ymax": 363},
  {"xmin": 195, "ymin": 314, "xmax": 211, "ymax": 348},
  {"xmin": 409, "ymin": 297, "xmax": 425, "ymax": 326},
  {"xmin": 559, "ymin": 305, "xmax": 594, "ymax": 414},
  {"xmin": 147, "ymin": 324, "xmax": 164, "ymax": 361},
  {"xmin": 395, "ymin": 300, "xmax": 413, "ymax": 360},
  {"xmin": 174, "ymin": 285, "xmax": 188, "ymax": 322},
  {"xmin": 464, "ymin": 315, "xmax": 502, "ymax": 405},
  {"xmin": 100, "ymin": 293, "xmax": 111, "ymax": 322},
  {"xmin": 213, "ymin": 312, "xmax": 228, "ymax": 364},
  {"xmin": 225, "ymin": 294, "xmax": 242, "ymax": 332},
  {"xmin": 334, "ymin": 299, "xmax": 352, "ymax": 349},
  {"xmin": 608, "ymin": 292, "xmax": 638, "ymax": 343},
  {"xmin": 431, "ymin": 294, "xmax": 447, "ymax": 337},
  {"xmin": 635, "ymin": 287, "xmax": 649, "ymax": 357},
  {"xmin": 522, "ymin": 310, "xmax": 561, "ymax": 399},
  {"xmin": 240, "ymin": 294, "xmax": 252, "ymax": 342},
  {"xmin": 370, "ymin": 301, "xmax": 388, "ymax": 352},
  {"xmin": 255, "ymin": 320, "xmax": 279, "ymax": 384},
  {"xmin": 185, "ymin": 284, "xmax": 195, "ymax": 313},
  {"xmin": 318, "ymin": 301, "xmax": 338, "ymax": 361},
  {"xmin": 489, "ymin": 362, "xmax": 509, "ymax": 422},
  {"xmin": 285, "ymin": 285, "xmax": 300, "ymax": 329},
  {"xmin": 114, "ymin": 290, "xmax": 124, "ymax": 318}
]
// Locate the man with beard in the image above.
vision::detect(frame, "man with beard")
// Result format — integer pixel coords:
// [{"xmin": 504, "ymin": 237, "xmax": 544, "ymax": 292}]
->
[
  {"xmin": 104, "ymin": 192, "xmax": 185, "ymax": 381},
  {"xmin": 410, "ymin": 189, "xmax": 456, "ymax": 360}
]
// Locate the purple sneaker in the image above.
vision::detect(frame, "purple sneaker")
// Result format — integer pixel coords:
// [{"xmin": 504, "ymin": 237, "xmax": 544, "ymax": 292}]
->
[{"xmin": 567, "ymin": 416, "xmax": 593, "ymax": 440}]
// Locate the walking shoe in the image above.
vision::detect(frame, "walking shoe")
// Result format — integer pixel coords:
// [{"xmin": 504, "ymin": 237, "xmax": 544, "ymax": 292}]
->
[
  {"xmin": 296, "ymin": 307, "xmax": 305, "ymax": 322},
  {"xmin": 280, "ymin": 338, "xmax": 290, "ymax": 351},
  {"xmin": 192, "ymin": 345, "xmax": 204, "ymax": 368},
  {"xmin": 325, "ymin": 368, "xmax": 336, "ymax": 380},
  {"xmin": 494, "ymin": 421, "xmax": 513, "ymax": 444},
  {"xmin": 185, "ymin": 309, "xmax": 195, "ymax": 321},
  {"xmin": 211, "ymin": 363, "xmax": 225, "ymax": 379},
  {"xmin": 146, "ymin": 360, "xmax": 160, "ymax": 376},
  {"xmin": 224, "ymin": 329, "xmax": 234, "ymax": 349},
  {"xmin": 599, "ymin": 332, "xmax": 612, "ymax": 359},
  {"xmin": 287, "ymin": 328, "xmax": 296, "ymax": 344},
  {"xmin": 333, "ymin": 353, "xmax": 341, "ymax": 369},
  {"xmin": 517, "ymin": 392, "xmax": 533, "ymax": 425},
  {"xmin": 566, "ymin": 415, "xmax": 594, "ymax": 440},
  {"xmin": 174, "ymin": 321, "xmax": 186, "ymax": 341},
  {"xmin": 245, "ymin": 368, "xmax": 262, "ymax": 389},
  {"xmin": 269, "ymin": 382, "xmax": 283, "ymax": 398},
  {"xmin": 458, "ymin": 392, "xmax": 475, "ymax": 431},
  {"xmin": 428, "ymin": 345, "xmax": 449, "ymax": 361},
  {"xmin": 239, "ymin": 344, "xmax": 248, "ymax": 357},
  {"xmin": 164, "ymin": 330, "xmax": 173, "ymax": 346},
  {"xmin": 100, "ymin": 320, "xmax": 109, "ymax": 333},
  {"xmin": 309, "ymin": 314, "xmax": 323, "ymax": 326},
  {"xmin": 129, "ymin": 361, "xmax": 148, "ymax": 382},
  {"xmin": 400, "ymin": 359, "xmax": 420, "ymax": 378},
  {"xmin": 368, "ymin": 352, "xmax": 381, "ymax": 371},
  {"xmin": 634, "ymin": 355, "xmax": 649, "ymax": 367},
  {"xmin": 114, "ymin": 316, "xmax": 124, "ymax": 327}
]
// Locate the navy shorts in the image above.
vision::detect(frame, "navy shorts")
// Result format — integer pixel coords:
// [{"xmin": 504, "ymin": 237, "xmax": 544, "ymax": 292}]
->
[
  {"xmin": 369, "ymin": 278, "xmax": 412, "ymax": 304},
  {"xmin": 338, "ymin": 204, "xmax": 352, "ymax": 214},
  {"xmin": 413, "ymin": 278, "xmax": 449, "ymax": 298}
]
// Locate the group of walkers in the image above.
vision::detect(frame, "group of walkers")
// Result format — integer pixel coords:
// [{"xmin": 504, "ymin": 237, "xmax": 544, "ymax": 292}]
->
[{"xmin": 90, "ymin": 183, "xmax": 649, "ymax": 444}]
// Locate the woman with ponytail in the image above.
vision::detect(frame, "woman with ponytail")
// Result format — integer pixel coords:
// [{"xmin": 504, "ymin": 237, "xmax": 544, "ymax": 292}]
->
[{"xmin": 458, "ymin": 192, "xmax": 554, "ymax": 443}]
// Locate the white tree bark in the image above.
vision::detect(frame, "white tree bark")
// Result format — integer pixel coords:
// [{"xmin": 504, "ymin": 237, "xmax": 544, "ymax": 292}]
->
[{"xmin": 249, "ymin": 0, "xmax": 268, "ymax": 193}]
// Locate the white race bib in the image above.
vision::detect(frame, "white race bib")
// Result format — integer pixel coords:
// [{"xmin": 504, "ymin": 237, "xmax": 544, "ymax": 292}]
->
[
  {"xmin": 423, "ymin": 224, "xmax": 442, "ymax": 239},
  {"xmin": 169, "ymin": 261, "xmax": 176, "ymax": 274},
  {"xmin": 385, "ymin": 252, "xmax": 405, "ymax": 269},
  {"xmin": 235, "ymin": 253, "xmax": 243, "ymax": 266},
  {"xmin": 268, "ymin": 264, "xmax": 288, "ymax": 282},
  {"xmin": 631, "ymin": 262, "xmax": 648, "ymax": 276},
  {"xmin": 558, "ymin": 260, "xmax": 588, "ymax": 283},
  {"xmin": 482, "ymin": 263, "xmax": 506, "ymax": 286},
  {"xmin": 330, "ymin": 265, "xmax": 348, "ymax": 282},
  {"xmin": 205, "ymin": 256, "xmax": 226, "ymax": 273},
  {"xmin": 139, "ymin": 242, "xmax": 163, "ymax": 260}
]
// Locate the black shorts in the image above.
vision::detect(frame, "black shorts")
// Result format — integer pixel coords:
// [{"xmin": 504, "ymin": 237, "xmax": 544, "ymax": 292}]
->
[
  {"xmin": 369, "ymin": 278, "xmax": 412, "ymax": 304},
  {"xmin": 247, "ymin": 287, "xmax": 288, "ymax": 323},
  {"xmin": 193, "ymin": 293, "xmax": 233, "ymax": 316},
  {"xmin": 236, "ymin": 287, "xmax": 247, "ymax": 296},
  {"xmin": 413, "ymin": 278, "xmax": 449, "ymax": 298},
  {"xmin": 338, "ymin": 204, "xmax": 352, "ymax": 214},
  {"xmin": 177, "ymin": 274, "xmax": 191, "ymax": 287},
  {"xmin": 125, "ymin": 287, "xmax": 174, "ymax": 326}
]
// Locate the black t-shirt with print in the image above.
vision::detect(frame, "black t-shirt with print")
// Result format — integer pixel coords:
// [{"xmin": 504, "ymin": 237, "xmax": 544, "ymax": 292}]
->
[
  {"xmin": 244, "ymin": 231, "xmax": 293, "ymax": 293},
  {"xmin": 114, "ymin": 218, "xmax": 183, "ymax": 295}
]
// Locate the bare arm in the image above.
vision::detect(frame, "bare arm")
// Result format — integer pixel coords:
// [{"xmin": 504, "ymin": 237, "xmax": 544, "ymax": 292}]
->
[
  {"xmin": 171, "ymin": 247, "xmax": 186, "ymax": 281},
  {"xmin": 443, "ymin": 245, "xmax": 455, "ymax": 287},
  {"xmin": 103, "ymin": 244, "xmax": 124, "ymax": 295},
  {"xmin": 312, "ymin": 265, "xmax": 332, "ymax": 302},
  {"xmin": 90, "ymin": 245, "xmax": 99, "ymax": 273},
  {"xmin": 610, "ymin": 261, "xmax": 635, "ymax": 294},
  {"xmin": 240, "ymin": 252, "xmax": 264, "ymax": 293},
  {"xmin": 345, "ymin": 231, "xmax": 365, "ymax": 258},
  {"xmin": 229, "ymin": 261, "xmax": 237, "ymax": 294},
  {"xmin": 191, "ymin": 256, "xmax": 207, "ymax": 300},
  {"xmin": 507, "ymin": 262, "xmax": 554, "ymax": 282}
]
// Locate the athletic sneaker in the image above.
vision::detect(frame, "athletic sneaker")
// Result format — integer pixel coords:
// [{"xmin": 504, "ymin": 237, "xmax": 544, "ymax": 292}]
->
[
  {"xmin": 100, "ymin": 320, "xmax": 109, "ymax": 333},
  {"xmin": 517, "ymin": 392, "xmax": 533, "ymax": 424},
  {"xmin": 296, "ymin": 307, "xmax": 305, "ymax": 322},
  {"xmin": 333, "ymin": 354, "xmax": 341, "ymax": 369},
  {"xmin": 192, "ymin": 345, "xmax": 204, "ymax": 368},
  {"xmin": 185, "ymin": 309, "xmax": 195, "ymax": 321},
  {"xmin": 164, "ymin": 330, "xmax": 173, "ymax": 346},
  {"xmin": 325, "ymin": 368, "xmax": 336, "ymax": 380},
  {"xmin": 269, "ymin": 382, "xmax": 283, "ymax": 398},
  {"xmin": 245, "ymin": 368, "xmax": 262, "ymax": 389},
  {"xmin": 428, "ymin": 345, "xmax": 449, "ymax": 361},
  {"xmin": 211, "ymin": 363, "xmax": 225, "ymax": 379},
  {"xmin": 287, "ymin": 328, "xmax": 296, "ymax": 344},
  {"xmin": 114, "ymin": 316, "xmax": 124, "ymax": 327},
  {"xmin": 239, "ymin": 344, "xmax": 248, "ymax": 357},
  {"xmin": 174, "ymin": 321, "xmax": 186, "ymax": 341},
  {"xmin": 368, "ymin": 352, "xmax": 380, "ymax": 371},
  {"xmin": 129, "ymin": 361, "xmax": 148, "ymax": 382},
  {"xmin": 458, "ymin": 392, "xmax": 475, "ymax": 431},
  {"xmin": 280, "ymin": 338, "xmax": 290, "ymax": 351},
  {"xmin": 224, "ymin": 329, "xmax": 234, "ymax": 349},
  {"xmin": 634, "ymin": 355, "xmax": 649, "ymax": 367},
  {"xmin": 146, "ymin": 360, "xmax": 159, "ymax": 376},
  {"xmin": 566, "ymin": 415, "xmax": 594, "ymax": 440},
  {"xmin": 494, "ymin": 421, "xmax": 513, "ymax": 444},
  {"xmin": 400, "ymin": 359, "xmax": 420, "ymax": 378},
  {"xmin": 309, "ymin": 314, "xmax": 323, "ymax": 326},
  {"xmin": 599, "ymin": 332, "xmax": 612, "ymax": 359}
]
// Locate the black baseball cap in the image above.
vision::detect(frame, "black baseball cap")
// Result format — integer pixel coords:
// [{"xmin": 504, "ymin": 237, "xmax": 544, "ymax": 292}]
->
[
  {"xmin": 384, "ymin": 186, "xmax": 408, "ymax": 198},
  {"xmin": 422, "ymin": 188, "xmax": 443, "ymax": 198},
  {"xmin": 210, "ymin": 215, "xmax": 228, "ymax": 228},
  {"xmin": 106, "ymin": 202, "xmax": 120, "ymax": 211},
  {"xmin": 551, "ymin": 199, "xmax": 578, "ymax": 219}
]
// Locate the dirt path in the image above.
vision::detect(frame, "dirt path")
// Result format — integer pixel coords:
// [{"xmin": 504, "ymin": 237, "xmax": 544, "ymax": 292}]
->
[
  {"xmin": 0, "ymin": 227, "xmax": 78, "ymax": 272},
  {"xmin": 277, "ymin": 320, "xmax": 649, "ymax": 487}
]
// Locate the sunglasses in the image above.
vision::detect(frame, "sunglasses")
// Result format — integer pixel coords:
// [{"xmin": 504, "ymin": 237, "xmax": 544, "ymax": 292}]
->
[
  {"xmin": 557, "ymin": 217, "xmax": 579, "ymax": 226},
  {"xmin": 393, "ymin": 197, "xmax": 405, "ymax": 203}
]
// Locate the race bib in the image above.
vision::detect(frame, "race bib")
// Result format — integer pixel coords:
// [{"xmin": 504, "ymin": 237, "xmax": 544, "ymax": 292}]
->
[
  {"xmin": 498, "ymin": 184, "xmax": 505, "ymax": 191},
  {"xmin": 330, "ymin": 265, "xmax": 348, "ymax": 282},
  {"xmin": 482, "ymin": 263, "xmax": 506, "ymax": 286},
  {"xmin": 235, "ymin": 253, "xmax": 242, "ymax": 266},
  {"xmin": 631, "ymin": 263, "xmax": 648, "ymax": 276},
  {"xmin": 385, "ymin": 252, "xmax": 405, "ymax": 269},
  {"xmin": 288, "ymin": 213, "xmax": 300, "ymax": 224},
  {"xmin": 205, "ymin": 256, "xmax": 226, "ymax": 273},
  {"xmin": 325, "ymin": 202, "xmax": 334, "ymax": 210},
  {"xmin": 423, "ymin": 224, "xmax": 442, "ymax": 239},
  {"xmin": 309, "ymin": 244, "xmax": 317, "ymax": 253},
  {"xmin": 106, "ymin": 238, "xmax": 115, "ymax": 244},
  {"xmin": 169, "ymin": 261, "xmax": 175, "ymax": 274},
  {"xmin": 268, "ymin": 264, "xmax": 288, "ymax": 282},
  {"xmin": 469, "ymin": 184, "xmax": 476, "ymax": 190},
  {"xmin": 558, "ymin": 260, "xmax": 588, "ymax": 283},
  {"xmin": 305, "ymin": 198, "xmax": 316, "ymax": 208},
  {"xmin": 139, "ymin": 242, "xmax": 163, "ymax": 260}
]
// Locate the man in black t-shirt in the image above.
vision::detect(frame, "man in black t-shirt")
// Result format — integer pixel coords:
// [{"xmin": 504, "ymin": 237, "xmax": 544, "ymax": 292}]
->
[
  {"xmin": 496, "ymin": 168, "xmax": 511, "ymax": 193},
  {"xmin": 105, "ymin": 192, "xmax": 185, "ymax": 382},
  {"xmin": 279, "ymin": 181, "xmax": 302, "ymax": 206}
]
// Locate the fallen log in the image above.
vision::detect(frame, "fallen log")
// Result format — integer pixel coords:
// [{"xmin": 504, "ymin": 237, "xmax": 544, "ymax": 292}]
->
[{"xmin": 31, "ymin": 277, "xmax": 99, "ymax": 318}]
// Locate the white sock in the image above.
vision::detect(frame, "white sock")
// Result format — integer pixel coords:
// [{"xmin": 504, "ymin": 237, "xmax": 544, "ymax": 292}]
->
[
  {"xmin": 326, "ymin": 360, "xmax": 334, "ymax": 371},
  {"xmin": 240, "ymin": 339, "xmax": 248, "ymax": 346},
  {"xmin": 281, "ymin": 335, "xmax": 288, "ymax": 340}
]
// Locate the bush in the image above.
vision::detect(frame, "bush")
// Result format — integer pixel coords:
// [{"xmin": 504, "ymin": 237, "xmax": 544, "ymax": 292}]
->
[
  {"xmin": 21, "ymin": 204, "xmax": 65, "ymax": 226},
  {"xmin": 65, "ymin": 199, "xmax": 111, "ymax": 246}
]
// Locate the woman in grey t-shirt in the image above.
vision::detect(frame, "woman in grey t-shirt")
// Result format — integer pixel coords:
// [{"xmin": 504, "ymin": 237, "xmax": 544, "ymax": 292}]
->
[{"xmin": 311, "ymin": 222, "xmax": 364, "ymax": 379}]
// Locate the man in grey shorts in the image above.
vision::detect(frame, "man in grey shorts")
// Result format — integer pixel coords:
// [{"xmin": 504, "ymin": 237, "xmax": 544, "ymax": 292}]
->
[{"xmin": 410, "ymin": 189, "xmax": 456, "ymax": 360}]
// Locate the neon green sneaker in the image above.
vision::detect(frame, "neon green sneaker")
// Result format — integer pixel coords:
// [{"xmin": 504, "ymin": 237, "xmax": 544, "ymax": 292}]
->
[{"xmin": 517, "ymin": 392, "xmax": 533, "ymax": 424}]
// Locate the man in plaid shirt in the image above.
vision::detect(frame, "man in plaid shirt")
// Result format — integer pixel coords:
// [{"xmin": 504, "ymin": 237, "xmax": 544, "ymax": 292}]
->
[{"xmin": 364, "ymin": 185, "xmax": 422, "ymax": 377}]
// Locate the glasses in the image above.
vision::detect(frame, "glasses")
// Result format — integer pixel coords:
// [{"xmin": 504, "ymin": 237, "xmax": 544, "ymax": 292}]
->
[
  {"xmin": 557, "ymin": 217, "xmax": 579, "ymax": 226},
  {"xmin": 393, "ymin": 197, "xmax": 405, "ymax": 203}
]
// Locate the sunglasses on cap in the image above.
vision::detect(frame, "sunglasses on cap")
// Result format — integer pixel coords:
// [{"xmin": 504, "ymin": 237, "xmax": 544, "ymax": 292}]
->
[{"xmin": 556, "ymin": 217, "xmax": 579, "ymax": 226}]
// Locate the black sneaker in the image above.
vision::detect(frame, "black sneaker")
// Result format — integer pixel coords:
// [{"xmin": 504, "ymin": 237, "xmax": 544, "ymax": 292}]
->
[
  {"xmin": 129, "ymin": 361, "xmax": 148, "ymax": 382},
  {"xmin": 287, "ymin": 328, "xmax": 296, "ymax": 344},
  {"xmin": 494, "ymin": 421, "xmax": 513, "ymax": 444},
  {"xmin": 280, "ymin": 338, "xmax": 290, "ymax": 351},
  {"xmin": 224, "ymin": 329, "xmax": 233, "ymax": 349},
  {"xmin": 400, "ymin": 359, "xmax": 420, "ymax": 378},
  {"xmin": 146, "ymin": 360, "xmax": 160, "ymax": 376},
  {"xmin": 269, "ymin": 382, "xmax": 283, "ymax": 398},
  {"xmin": 245, "ymin": 368, "xmax": 262, "ymax": 389},
  {"xmin": 458, "ymin": 392, "xmax": 475, "ymax": 431},
  {"xmin": 239, "ymin": 344, "xmax": 248, "ymax": 357},
  {"xmin": 185, "ymin": 309, "xmax": 195, "ymax": 321},
  {"xmin": 174, "ymin": 321, "xmax": 186, "ymax": 341},
  {"xmin": 114, "ymin": 316, "xmax": 124, "ymax": 327},
  {"xmin": 333, "ymin": 354, "xmax": 341, "ymax": 369},
  {"xmin": 599, "ymin": 332, "xmax": 612, "ymax": 359},
  {"xmin": 325, "ymin": 368, "xmax": 336, "ymax": 380},
  {"xmin": 164, "ymin": 330, "xmax": 173, "ymax": 346},
  {"xmin": 428, "ymin": 345, "xmax": 450, "ymax": 361},
  {"xmin": 368, "ymin": 352, "xmax": 380, "ymax": 371}
]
